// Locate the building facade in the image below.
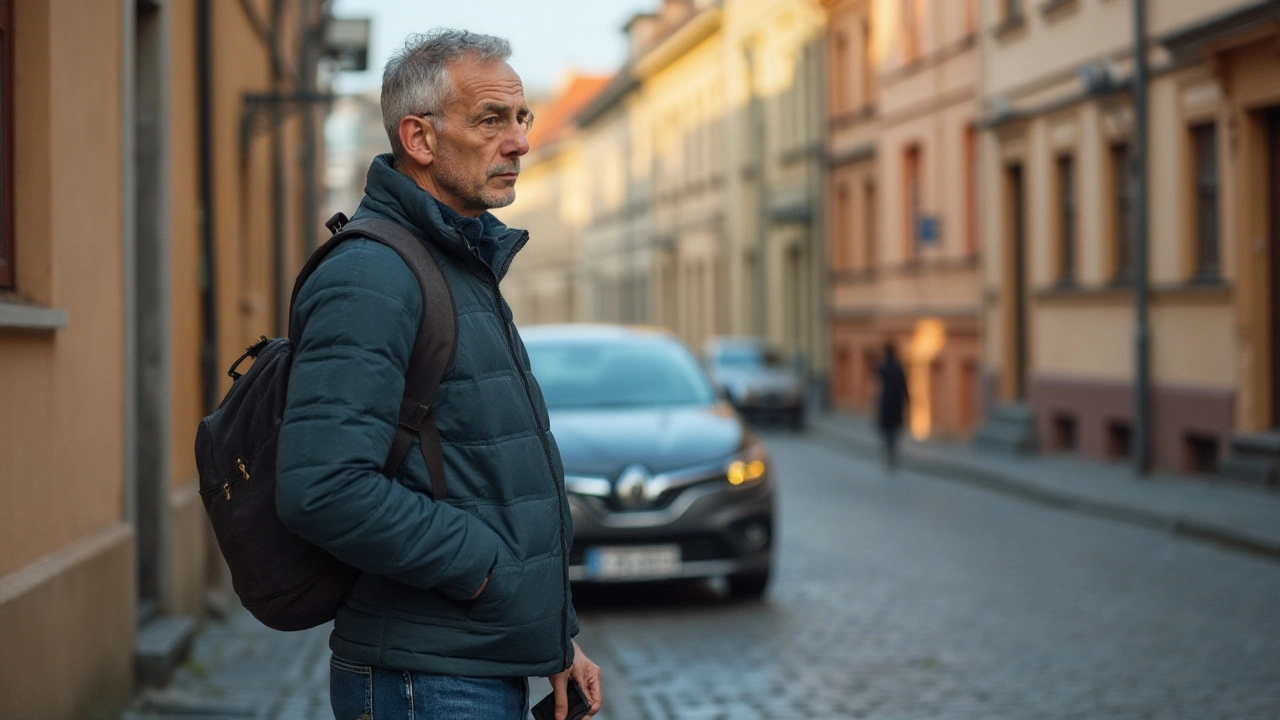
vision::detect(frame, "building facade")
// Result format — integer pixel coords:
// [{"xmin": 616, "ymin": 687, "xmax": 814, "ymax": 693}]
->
[
  {"xmin": 571, "ymin": 0, "xmax": 827, "ymax": 385},
  {"xmin": 0, "ymin": 2, "xmax": 333, "ymax": 717},
  {"xmin": 496, "ymin": 73, "xmax": 610, "ymax": 327},
  {"xmin": 977, "ymin": 0, "xmax": 1280, "ymax": 476},
  {"xmin": 824, "ymin": 0, "xmax": 982, "ymax": 440}
]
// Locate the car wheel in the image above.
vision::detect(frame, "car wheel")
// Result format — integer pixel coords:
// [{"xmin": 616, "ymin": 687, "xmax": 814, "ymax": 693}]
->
[{"xmin": 728, "ymin": 567, "xmax": 770, "ymax": 600}]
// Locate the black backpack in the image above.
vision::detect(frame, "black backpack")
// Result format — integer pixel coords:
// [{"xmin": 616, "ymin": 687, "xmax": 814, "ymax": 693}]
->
[{"xmin": 195, "ymin": 213, "xmax": 456, "ymax": 631}]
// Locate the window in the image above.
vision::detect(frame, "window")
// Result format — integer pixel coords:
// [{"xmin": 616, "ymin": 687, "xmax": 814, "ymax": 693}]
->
[
  {"xmin": 902, "ymin": 0, "xmax": 919, "ymax": 64},
  {"xmin": 861, "ymin": 16, "xmax": 874, "ymax": 107},
  {"xmin": 834, "ymin": 31, "xmax": 850, "ymax": 113},
  {"xmin": 904, "ymin": 145, "xmax": 921, "ymax": 259},
  {"xmin": 1191, "ymin": 123, "xmax": 1220, "ymax": 279},
  {"xmin": 835, "ymin": 181, "xmax": 851, "ymax": 271},
  {"xmin": 864, "ymin": 179, "xmax": 878, "ymax": 269},
  {"xmin": 1057, "ymin": 155, "xmax": 1076, "ymax": 283},
  {"xmin": 965, "ymin": 125, "xmax": 978, "ymax": 255},
  {"xmin": 1111, "ymin": 142, "xmax": 1133, "ymax": 283},
  {"xmin": 0, "ymin": 0, "xmax": 12, "ymax": 290}
]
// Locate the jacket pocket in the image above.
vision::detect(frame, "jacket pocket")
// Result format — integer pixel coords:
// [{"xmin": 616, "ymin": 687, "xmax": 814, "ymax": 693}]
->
[{"xmin": 466, "ymin": 544, "xmax": 521, "ymax": 625}]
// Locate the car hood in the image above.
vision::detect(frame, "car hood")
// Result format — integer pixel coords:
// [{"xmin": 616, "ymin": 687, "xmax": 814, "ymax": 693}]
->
[{"xmin": 549, "ymin": 403, "xmax": 744, "ymax": 478}]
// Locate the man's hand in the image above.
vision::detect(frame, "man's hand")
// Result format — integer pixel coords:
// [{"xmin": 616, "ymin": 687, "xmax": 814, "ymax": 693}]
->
[{"xmin": 547, "ymin": 639, "xmax": 602, "ymax": 719}]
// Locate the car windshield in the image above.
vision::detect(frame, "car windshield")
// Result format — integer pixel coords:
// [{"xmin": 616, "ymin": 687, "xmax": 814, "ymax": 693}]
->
[
  {"xmin": 712, "ymin": 345, "xmax": 788, "ymax": 370},
  {"xmin": 526, "ymin": 336, "xmax": 717, "ymax": 410}
]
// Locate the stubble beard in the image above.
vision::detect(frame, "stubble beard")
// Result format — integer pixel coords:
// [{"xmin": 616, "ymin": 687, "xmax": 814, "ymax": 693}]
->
[{"xmin": 434, "ymin": 151, "xmax": 518, "ymax": 213}]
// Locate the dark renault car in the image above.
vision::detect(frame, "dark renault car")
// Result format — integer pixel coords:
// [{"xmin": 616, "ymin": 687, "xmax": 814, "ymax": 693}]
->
[{"xmin": 523, "ymin": 325, "xmax": 775, "ymax": 599}]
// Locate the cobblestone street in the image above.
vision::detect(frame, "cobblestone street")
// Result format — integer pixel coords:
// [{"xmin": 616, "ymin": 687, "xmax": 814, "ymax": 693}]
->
[{"xmin": 123, "ymin": 431, "xmax": 1280, "ymax": 720}]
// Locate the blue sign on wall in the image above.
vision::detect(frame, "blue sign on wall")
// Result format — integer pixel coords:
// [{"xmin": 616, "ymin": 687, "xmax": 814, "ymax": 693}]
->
[{"xmin": 916, "ymin": 214, "xmax": 942, "ymax": 247}]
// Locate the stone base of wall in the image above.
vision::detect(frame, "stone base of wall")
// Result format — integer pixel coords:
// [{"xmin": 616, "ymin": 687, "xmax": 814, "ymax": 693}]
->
[
  {"xmin": 0, "ymin": 524, "xmax": 136, "ymax": 720},
  {"xmin": 168, "ymin": 481, "xmax": 208, "ymax": 617},
  {"xmin": 1030, "ymin": 376, "xmax": 1234, "ymax": 474}
]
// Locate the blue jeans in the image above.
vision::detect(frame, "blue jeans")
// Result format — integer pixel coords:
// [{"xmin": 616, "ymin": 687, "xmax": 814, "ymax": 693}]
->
[{"xmin": 330, "ymin": 655, "xmax": 529, "ymax": 720}]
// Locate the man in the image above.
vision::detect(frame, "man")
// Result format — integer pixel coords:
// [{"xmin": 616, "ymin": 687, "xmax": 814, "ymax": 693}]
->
[
  {"xmin": 876, "ymin": 342, "xmax": 909, "ymax": 473},
  {"xmin": 276, "ymin": 29, "xmax": 602, "ymax": 720}
]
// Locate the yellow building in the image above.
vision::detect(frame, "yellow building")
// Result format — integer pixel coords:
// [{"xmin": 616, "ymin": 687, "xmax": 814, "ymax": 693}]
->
[
  {"xmin": 977, "ymin": 0, "xmax": 1280, "ymax": 477},
  {"xmin": 497, "ymin": 73, "xmax": 610, "ymax": 326},
  {"xmin": 0, "ymin": 2, "xmax": 332, "ymax": 717},
  {"xmin": 572, "ymin": 0, "xmax": 827, "ymax": 386},
  {"xmin": 824, "ymin": 0, "xmax": 982, "ymax": 439}
]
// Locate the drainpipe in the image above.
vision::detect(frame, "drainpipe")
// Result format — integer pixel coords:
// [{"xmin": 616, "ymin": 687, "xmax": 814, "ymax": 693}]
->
[
  {"xmin": 300, "ymin": 0, "xmax": 323, "ymax": 254},
  {"xmin": 744, "ymin": 45, "xmax": 768, "ymax": 339},
  {"xmin": 198, "ymin": 0, "xmax": 219, "ymax": 412},
  {"xmin": 270, "ymin": 0, "xmax": 287, "ymax": 335},
  {"xmin": 1132, "ymin": 0, "xmax": 1151, "ymax": 475}
]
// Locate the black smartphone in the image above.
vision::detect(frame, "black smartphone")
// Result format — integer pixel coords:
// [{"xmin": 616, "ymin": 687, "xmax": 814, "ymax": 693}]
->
[{"xmin": 531, "ymin": 680, "xmax": 591, "ymax": 720}]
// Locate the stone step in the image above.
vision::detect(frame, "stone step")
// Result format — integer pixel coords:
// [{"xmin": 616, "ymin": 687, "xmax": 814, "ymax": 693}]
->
[
  {"xmin": 1220, "ymin": 430, "xmax": 1280, "ymax": 487},
  {"xmin": 135, "ymin": 614, "xmax": 197, "ymax": 689}
]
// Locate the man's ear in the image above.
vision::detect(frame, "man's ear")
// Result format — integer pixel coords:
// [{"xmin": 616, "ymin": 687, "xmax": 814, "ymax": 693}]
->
[{"xmin": 398, "ymin": 115, "xmax": 435, "ymax": 167}]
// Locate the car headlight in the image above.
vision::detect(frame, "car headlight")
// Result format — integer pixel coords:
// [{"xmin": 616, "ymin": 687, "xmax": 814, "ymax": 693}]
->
[{"xmin": 726, "ymin": 442, "xmax": 769, "ymax": 487}]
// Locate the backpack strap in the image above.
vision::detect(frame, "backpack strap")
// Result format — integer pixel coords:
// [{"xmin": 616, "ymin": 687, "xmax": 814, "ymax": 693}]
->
[{"xmin": 289, "ymin": 212, "xmax": 457, "ymax": 500}]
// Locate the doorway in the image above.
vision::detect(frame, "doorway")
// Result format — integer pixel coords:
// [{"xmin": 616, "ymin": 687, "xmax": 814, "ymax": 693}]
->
[{"xmin": 1007, "ymin": 163, "xmax": 1028, "ymax": 399}]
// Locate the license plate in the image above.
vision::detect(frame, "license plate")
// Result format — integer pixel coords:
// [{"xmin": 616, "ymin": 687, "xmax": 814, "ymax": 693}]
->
[{"xmin": 584, "ymin": 545, "xmax": 681, "ymax": 580}]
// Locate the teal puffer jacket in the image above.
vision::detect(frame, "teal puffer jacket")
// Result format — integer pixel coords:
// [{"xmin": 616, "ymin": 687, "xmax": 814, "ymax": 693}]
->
[{"xmin": 276, "ymin": 154, "xmax": 577, "ymax": 677}]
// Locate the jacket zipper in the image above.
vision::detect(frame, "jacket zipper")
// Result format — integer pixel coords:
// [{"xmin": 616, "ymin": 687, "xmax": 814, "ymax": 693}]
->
[{"xmin": 470, "ymin": 233, "xmax": 572, "ymax": 668}]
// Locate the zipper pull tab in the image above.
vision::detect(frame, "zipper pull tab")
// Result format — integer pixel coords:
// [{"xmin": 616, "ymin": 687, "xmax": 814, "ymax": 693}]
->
[
  {"xmin": 236, "ymin": 458, "xmax": 250, "ymax": 481},
  {"xmin": 222, "ymin": 482, "xmax": 232, "ymax": 500}
]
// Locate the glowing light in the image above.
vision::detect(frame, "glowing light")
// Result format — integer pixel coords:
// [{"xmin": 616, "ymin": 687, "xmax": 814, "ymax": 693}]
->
[
  {"xmin": 908, "ymin": 318, "xmax": 947, "ymax": 440},
  {"xmin": 727, "ymin": 459, "xmax": 767, "ymax": 486}
]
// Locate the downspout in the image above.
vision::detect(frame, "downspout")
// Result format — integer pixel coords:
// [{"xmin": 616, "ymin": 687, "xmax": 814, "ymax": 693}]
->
[
  {"xmin": 744, "ymin": 45, "xmax": 768, "ymax": 339},
  {"xmin": 271, "ymin": 0, "xmax": 287, "ymax": 335},
  {"xmin": 299, "ymin": 0, "xmax": 324, "ymax": 254},
  {"xmin": 1132, "ymin": 0, "xmax": 1152, "ymax": 474},
  {"xmin": 198, "ymin": 0, "xmax": 218, "ymax": 412},
  {"xmin": 809, "ymin": 35, "xmax": 829, "ymax": 407}
]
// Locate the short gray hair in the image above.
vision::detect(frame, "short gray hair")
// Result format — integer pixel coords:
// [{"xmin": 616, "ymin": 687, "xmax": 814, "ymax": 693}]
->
[{"xmin": 381, "ymin": 29, "xmax": 513, "ymax": 159}]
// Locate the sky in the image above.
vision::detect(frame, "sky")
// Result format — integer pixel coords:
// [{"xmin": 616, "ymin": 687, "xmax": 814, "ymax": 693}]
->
[{"xmin": 329, "ymin": 0, "xmax": 655, "ymax": 97}]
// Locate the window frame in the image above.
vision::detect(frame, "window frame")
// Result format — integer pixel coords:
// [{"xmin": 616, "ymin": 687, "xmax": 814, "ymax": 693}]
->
[
  {"xmin": 1191, "ymin": 122, "xmax": 1221, "ymax": 280},
  {"xmin": 1111, "ymin": 141, "xmax": 1134, "ymax": 284},
  {"xmin": 1056, "ymin": 154, "xmax": 1076, "ymax": 284},
  {"xmin": 0, "ymin": 0, "xmax": 13, "ymax": 290}
]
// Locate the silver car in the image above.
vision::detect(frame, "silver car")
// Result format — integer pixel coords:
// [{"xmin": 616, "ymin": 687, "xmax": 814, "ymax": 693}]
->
[
  {"xmin": 703, "ymin": 336, "xmax": 807, "ymax": 430},
  {"xmin": 523, "ymin": 325, "xmax": 776, "ymax": 599}
]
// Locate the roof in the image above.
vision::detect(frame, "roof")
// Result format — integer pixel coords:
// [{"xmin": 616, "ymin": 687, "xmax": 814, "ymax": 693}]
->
[{"xmin": 526, "ymin": 73, "xmax": 612, "ymax": 149}]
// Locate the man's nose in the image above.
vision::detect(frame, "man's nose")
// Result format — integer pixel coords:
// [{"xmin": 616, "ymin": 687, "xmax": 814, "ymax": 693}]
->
[{"xmin": 504, "ymin": 125, "xmax": 530, "ymax": 157}]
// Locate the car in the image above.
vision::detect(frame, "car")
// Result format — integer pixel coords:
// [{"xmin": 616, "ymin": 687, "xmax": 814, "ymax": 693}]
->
[
  {"xmin": 702, "ymin": 336, "xmax": 807, "ymax": 430},
  {"xmin": 522, "ymin": 324, "xmax": 776, "ymax": 599}
]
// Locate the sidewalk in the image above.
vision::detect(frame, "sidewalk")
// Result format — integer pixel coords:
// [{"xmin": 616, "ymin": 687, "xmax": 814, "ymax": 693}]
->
[{"xmin": 809, "ymin": 411, "xmax": 1280, "ymax": 560}]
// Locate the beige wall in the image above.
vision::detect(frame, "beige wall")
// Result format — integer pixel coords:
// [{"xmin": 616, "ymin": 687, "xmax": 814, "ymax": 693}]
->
[
  {"xmin": 1, "ymin": 1, "xmax": 330, "ymax": 717},
  {"xmin": 980, "ymin": 0, "xmax": 1280, "ymax": 468},
  {"xmin": 1, "ymin": 0, "xmax": 126, "ymax": 581},
  {"xmin": 825, "ymin": 0, "xmax": 981, "ymax": 436}
]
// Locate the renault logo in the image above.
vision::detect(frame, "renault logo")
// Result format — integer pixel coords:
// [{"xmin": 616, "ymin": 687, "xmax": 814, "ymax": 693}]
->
[{"xmin": 615, "ymin": 465, "xmax": 652, "ymax": 509}]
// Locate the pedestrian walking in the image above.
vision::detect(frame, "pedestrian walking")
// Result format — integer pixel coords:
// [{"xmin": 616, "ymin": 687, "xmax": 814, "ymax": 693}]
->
[
  {"xmin": 876, "ymin": 342, "xmax": 910, "ymax": 472},
  {"xmin": 275, "ymin": 29, "xmax": 601, "ymax": 720}
]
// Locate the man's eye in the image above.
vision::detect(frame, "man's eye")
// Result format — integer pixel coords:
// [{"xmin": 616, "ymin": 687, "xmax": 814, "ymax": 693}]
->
[{"xmin": 481, "ymin": 117, "xmax": 500, "ymax": 126}]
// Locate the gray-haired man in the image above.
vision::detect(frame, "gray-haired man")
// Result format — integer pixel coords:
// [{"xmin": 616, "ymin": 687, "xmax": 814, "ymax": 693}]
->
[{"xmin": 276, "ymin": 29, "xmax": 602, "ymax": 720}]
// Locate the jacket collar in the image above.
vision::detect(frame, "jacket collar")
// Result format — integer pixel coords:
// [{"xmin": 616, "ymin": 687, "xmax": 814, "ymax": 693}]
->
[{"xmin": 353, "ymin": 154, "xmax": 528, "ymax": 281}]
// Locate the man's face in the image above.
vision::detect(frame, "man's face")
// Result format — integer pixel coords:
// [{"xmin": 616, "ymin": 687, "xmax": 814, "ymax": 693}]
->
[{"xmin": 428, "ymin": 57, "xmax": 531, "ymax": 216}]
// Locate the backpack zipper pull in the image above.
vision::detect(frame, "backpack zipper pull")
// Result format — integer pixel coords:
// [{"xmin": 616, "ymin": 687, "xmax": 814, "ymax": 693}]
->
[
  {"xmin": 236, "ymin": 458, "xmax": 250, "ymax": 481},
  {"xmin": 222, "ymin": 482, "xmax": 232, "ymax": 500}
]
